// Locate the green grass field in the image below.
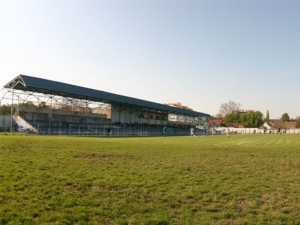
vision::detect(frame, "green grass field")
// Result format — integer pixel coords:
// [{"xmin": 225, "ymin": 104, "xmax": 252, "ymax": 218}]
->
[{"xmin": 1, "ymin": 133, "xmax": 300, "ymax": 225}]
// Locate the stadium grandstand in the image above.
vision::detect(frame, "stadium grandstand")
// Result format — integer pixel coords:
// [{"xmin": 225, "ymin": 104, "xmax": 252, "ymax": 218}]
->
[{"xmin": 0, "ymin": 74, "xmax": 211, "ymax": 135}]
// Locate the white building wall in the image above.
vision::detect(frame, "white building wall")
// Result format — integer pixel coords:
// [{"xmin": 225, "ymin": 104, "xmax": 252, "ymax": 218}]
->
[
  {"xmin": 168, "ymin": 114, "xmax": 194, "ymax": 124},
  {"xmin": 0, "ymin": 115, "xmax": 11, "ymax": 129},
  {"xmin": 111, "ymin": 109, "xmax": 140, "ymax": 124},
  {"xmin": 216, "ymin": 127, "xmax": 300, "ymax": 134}
]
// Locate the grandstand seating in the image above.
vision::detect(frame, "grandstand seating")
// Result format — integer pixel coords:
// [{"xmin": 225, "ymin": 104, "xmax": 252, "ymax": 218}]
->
[
  {"xmin": 12, "ymin": 107, "xmax": 197, "ymax": 136},
  {"xmin": 34, "ymin": 124, "xmax": 195, "ymax": 136}
]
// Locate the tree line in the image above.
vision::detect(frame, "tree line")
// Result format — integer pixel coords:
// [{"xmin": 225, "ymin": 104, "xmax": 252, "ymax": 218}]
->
[{"xmin": 216, "ymin": 101, "xmax": 299, "ymax": 128}]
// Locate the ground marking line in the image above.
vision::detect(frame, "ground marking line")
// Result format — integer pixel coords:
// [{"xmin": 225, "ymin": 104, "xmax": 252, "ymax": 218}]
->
[{"xmin": 237, "ymin": 141, "xmax": 251, "ymax": 145}]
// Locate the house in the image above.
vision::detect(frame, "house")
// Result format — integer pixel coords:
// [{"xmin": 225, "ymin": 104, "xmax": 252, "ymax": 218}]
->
[
  {"xmin": 230, "ymin": 122, "xmax": 244, "ymax": 128},
  {"xmin": 262, "ymin": 122, "xmax": 272, "ymax": 129},
  {"xmin": 269, "ymin": 121, "xmax": 300, "ymax": 129},
  {"xmin": 208, "ymin": 118, "xmax": 226, "ymax": 127}
]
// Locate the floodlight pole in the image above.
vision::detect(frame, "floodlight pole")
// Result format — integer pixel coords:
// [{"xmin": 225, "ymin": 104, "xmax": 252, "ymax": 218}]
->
[
  {"xmin": 10, "ymin": 87, "xmax": 14, "ymax": 133},
  {"xmin": 48, "ymin": 96, "xmax": 53, "ymax": 134}
]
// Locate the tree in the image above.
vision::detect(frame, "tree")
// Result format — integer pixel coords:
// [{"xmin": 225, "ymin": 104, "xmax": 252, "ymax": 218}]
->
[
  {"xmin": 218, "ymin": 101, "xmax": 242, "ymax": 117},
  {"xmin": 0, "ymin": 104, "xmax": 16, "ymax": 115},
  {"xmin": 19, "ymin": 101, "xmax": 38, "ymax": 108},
  {"xmin": 281, "ymin": 113, "xmax": 290, "ymax": 122},
  {"xmin": 0, "ymin": 104, "xmax": 11, "ymax": 115},
  {"xmin": 264, "ymin": 109, "xmax": 270, "ymax": 122},
  {"xmin": 224, "ymin": 113, "xmax": 240, "ymax": 124},
  {"xmin": 254, "ymin": 111, "xmax": 264, "ymax": 127},
  {"xmin": 223, "ymin": 110, "xmax": 263, "ymax": 128},
  {"xmin": 242, "ymin": 111, "xmax": 263, "ymax": 128}
]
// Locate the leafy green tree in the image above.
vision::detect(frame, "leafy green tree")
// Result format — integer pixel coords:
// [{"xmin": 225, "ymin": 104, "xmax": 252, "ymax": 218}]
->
[
  {"xmin": 281, "ymin": 113, "xmax": 290, "ymax": 122},
  {"xmin": 224, "ymin": 113, "xmax": 240, "ymax": 124},
  {"xmin": 224, "ymin": 110, "xmax": 263, "ymax": 128},
  {"xmin": 253, "ymin": 111, "xmax": 264, "ymax": 127},
  {"xmin": 242, "ymin": 112, "xmax": 255, "ymax": 128},
  {"xmin": 224, "ymin": 113, "xmax": 233, "ymax": 123},
  {"xmin": 240, "ymin": 113, "xmax": 248, "ymax": 124},
  {"xmin": 19, "ymin": 101, "xmax": 38, "ymax": 108},
  {"xmin": 0, "ymin": 104, "xmax": 13, "ymax": 115}
]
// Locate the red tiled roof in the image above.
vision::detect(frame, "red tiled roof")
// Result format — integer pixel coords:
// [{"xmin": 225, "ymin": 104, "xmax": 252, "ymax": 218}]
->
[
  {"xmin": 230, "ymin": 123, "xmax": 244, "ymax": 128},
  {"xmin": 271, "ymin": 121, "xmax": 300, "ymax": 129},
  {"xmin": 208, "ymin": 118, "xmax": 224, "ymax": 126}
]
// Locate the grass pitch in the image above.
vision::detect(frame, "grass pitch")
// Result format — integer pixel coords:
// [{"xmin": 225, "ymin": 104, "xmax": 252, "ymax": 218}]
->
[{"xmin": 1, "ymin": 133, "xmax": 300, "ymax": 225}]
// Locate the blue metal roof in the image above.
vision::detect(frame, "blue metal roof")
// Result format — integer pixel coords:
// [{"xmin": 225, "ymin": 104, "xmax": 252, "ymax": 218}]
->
[{"xmin": 4, "ymin": 74, "xmax": 211, "ymax": 118}]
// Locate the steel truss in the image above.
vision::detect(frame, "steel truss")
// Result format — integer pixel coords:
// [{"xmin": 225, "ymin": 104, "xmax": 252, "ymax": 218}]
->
[{"xmin": 0, "ymin": 88, "xmax": 111, "ymax": 114}]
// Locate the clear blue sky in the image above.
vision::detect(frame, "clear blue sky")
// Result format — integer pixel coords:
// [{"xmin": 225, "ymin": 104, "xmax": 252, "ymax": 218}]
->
[{"xmin": 1, "ymin": 0, "xmax": 299, "ymax": 119}]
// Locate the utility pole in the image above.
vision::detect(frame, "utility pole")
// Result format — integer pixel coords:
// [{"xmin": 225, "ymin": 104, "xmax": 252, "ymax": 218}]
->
[{"xmin": 10, "ymin": 88, "xmax": 14, "ymax": 133}]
